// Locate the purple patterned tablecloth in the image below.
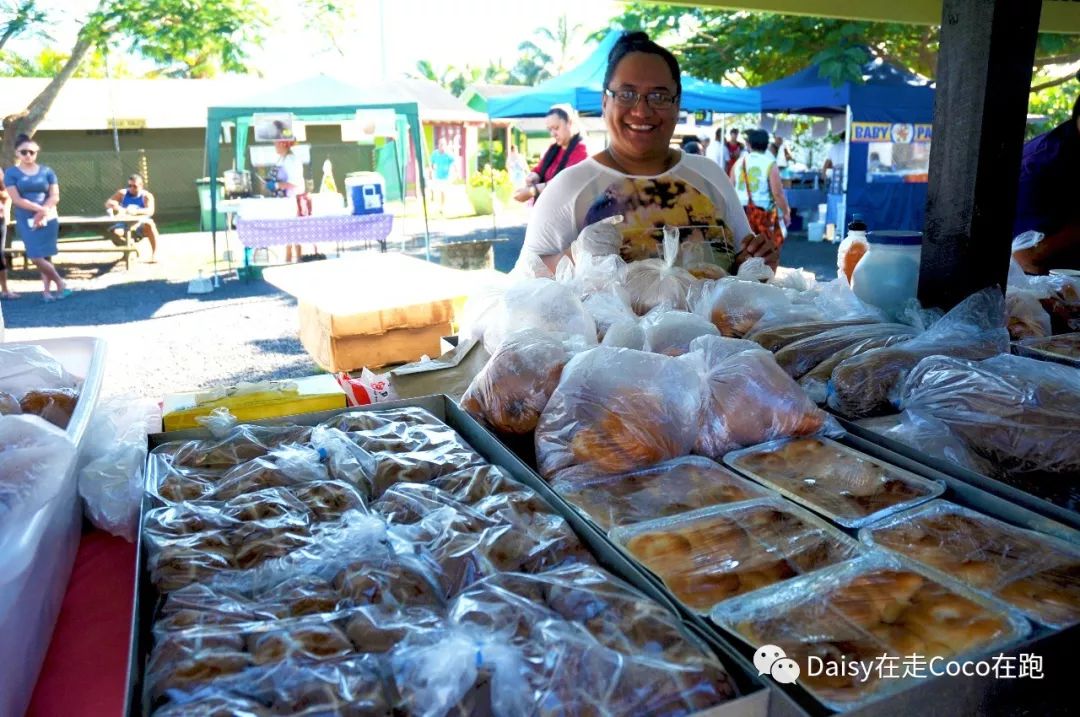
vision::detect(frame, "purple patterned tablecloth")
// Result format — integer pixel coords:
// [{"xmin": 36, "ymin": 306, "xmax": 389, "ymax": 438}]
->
[{"xmin": 236, "ymin": 213, "xmax": 394, "ymax": 249}]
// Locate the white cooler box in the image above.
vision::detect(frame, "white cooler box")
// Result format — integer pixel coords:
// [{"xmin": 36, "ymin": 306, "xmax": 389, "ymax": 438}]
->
[{"xmin": 0, "ymin": 337, "xmax": 106, "ymax": 717}]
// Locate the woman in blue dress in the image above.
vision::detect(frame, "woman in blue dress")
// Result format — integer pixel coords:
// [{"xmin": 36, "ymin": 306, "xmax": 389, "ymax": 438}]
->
[{"xmin": 3, "ymin": 134, "xmax": 69, "ymax": 301}]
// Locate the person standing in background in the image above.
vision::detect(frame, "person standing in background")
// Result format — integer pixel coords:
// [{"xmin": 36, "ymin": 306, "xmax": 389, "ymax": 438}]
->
[
  {"xmin": 722, "ymin": 127, "xmax": 743, "ymax": 175},
  {"xmin": 429, "ymin": 137, "xmax": 456, "ymax": 215},
  {"xmin": 513, "ymin": 105, "xmax": 588, "ymax": 203},
  {"xmin": 3, "ymin": 134, "xmax": 68, "ymax": 301},
  {"xmin": 706, "ymin": 126, "xmax": 724, "ymax": 165},
  {"xmin": 821, "ymin": 131, "xmax": 847, "ymax": 183},
  {"xmin": 506, "ymin": 143, "xmax": 529, "ymax": 189},
  {"xmin": 268, "ymin": 138, "xmax": 311, "ymax": 263},
  {"xmin": 769, "ymin": 134, "xmax": 793, "ymax": 169},
  {"xmin": 731, "ymin": 129, "xmax": 791, "ymax": 248},
  {"xmin": 0, "ymin": 177, "xmax": 17, "ymax": 299}
]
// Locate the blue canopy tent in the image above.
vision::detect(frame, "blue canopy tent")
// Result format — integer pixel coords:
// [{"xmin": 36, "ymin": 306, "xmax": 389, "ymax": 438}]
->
[
  {"xmin": 487, "ymin": 31, "xmax": 760, "ymax": 118},
  {"xmin": 757, "ymin": 57, "xmax": 935, "ymax": 232},
  {"xmin": 204, "ymin": 75, "xmax": 433, "ymax": 277}
]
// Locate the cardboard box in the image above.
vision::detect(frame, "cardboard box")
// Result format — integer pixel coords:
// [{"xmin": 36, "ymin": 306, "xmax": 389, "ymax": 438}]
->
[
  {"xmin": 298, "ymin": 304, "xmax": 451, "ymax": 372},
  {"xmin": 162, "ymin": 373, "xmax": 346, "ymax": 431}
]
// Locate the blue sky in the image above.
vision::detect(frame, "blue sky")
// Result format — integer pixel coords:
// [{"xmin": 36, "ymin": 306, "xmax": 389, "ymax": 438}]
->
[{"xmin": 13, "ymin": 0, "xmax": 622, "ymax": 80}]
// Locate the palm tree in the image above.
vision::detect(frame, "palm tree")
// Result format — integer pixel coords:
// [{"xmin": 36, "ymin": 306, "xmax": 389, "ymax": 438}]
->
[{"xmin": 514, "ymin": 14, "xmax": 588, "ymax": 84}]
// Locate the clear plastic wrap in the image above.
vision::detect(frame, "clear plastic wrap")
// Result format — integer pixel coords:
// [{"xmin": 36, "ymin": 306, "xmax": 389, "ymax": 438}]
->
[
  {"xmin": 640, "ymin": 310, "xmax": 720, "ymax": 356},
  {"xmin": 692, "ymin": 339, "xmax": 833, "ymax": 459},
  {"xmin": 611, "ymin": 498, "xmax": 861, "ymax": 613},
  {"xmin": 0, "ymin": 344, "xmax": 78, "ymax": 400},
  {"xmin": 798, "ymin": 330, "xmax": 917, "ymax": 404},
  {"xmin": 460, "ymin": 329, "xmax": 582, "ymax": 435},
  {"xmin": 569, "ymin": 214, "xmax": 624, "ymax": 265},
  {"xmin": 1006, "ymin": 290, "xmax": 1052, "ymax": 341},
  {"xmin": 724, "ymin": 437, "xmax": 944, "ymax": 528},
  {"xmin": 600, "ymin": 317, "xmax": 645, "ymax": 350},
  {"xmin": 774, "ymin": 322, "xmax": 918, "ymax": 379},
  {"xmin": 769, "ymin": 266, "xmax": 817, "ymax": 293},
  {"xmin": 582, "ymin": 284, "xmax": 635, "ymax": 341},
  {"xmin": 897, "ymin": 353, "xmax": 1080, "ymax": 475},
  {"xmin": 553, "ymin": 455, "xmax": 772, "ymax": 531},
  {"xmin": 534, "ymin": 347, "xmax": 704, "ymax": 480},
  {"xmin": 78, "ymin": 396, "xmax": 160, "ymax": 540},
  {"xmin": 828, "ymin": 287, "xmax": 1010, "ymax": 418},
  {"xmin": 865, "ymin": 410, "xmax": 998, "ymax": 476},
  {"xmin": 623, "ymin": 226, "xmax": 697, "ymax": 315},
  {"xmin": 734, "ymin": 256, "xmax": 774, "ymax": 283},
  {"xmin": 0, "ymin": 414, "xmax": 76, "ymax": 537},
  {"xmin": 689, "ymin": 276, "xmax": 791, "ymax": 338},
  {"xmin": 154, "ymin": 424, "xmax": 314, "ymax": 469},
  {"xmin": 861, "ymin": 500, "xmax": 1080, "ymax": 628},
  {"xmin": 713, "ymin": 552, "xmax": 1030, "ymax": 712},
  {"xmin": 483, "ymin": 278, "xmax": 597, "ymax": 354}
]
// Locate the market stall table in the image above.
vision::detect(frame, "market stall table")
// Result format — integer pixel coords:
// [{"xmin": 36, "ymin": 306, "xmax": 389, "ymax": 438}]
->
[{"xmin": 236, "ymin": 213, "xmax": 394, "ymax": 267}]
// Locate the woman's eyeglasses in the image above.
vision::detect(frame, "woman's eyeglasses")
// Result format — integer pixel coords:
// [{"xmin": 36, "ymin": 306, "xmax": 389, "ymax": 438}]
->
[
  {"xmin": 604, "ymin": 88, "xmax": 679, "ymax": 110},
  {"xmin": 17, "ymin": 148, "xmax": 38, "ymax": 156}
]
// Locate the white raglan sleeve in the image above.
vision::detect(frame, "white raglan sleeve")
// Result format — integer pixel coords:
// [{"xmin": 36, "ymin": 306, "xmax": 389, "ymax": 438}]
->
[{"xmin": 514, "ymin": 161, "xmax": 594, "ymax": 274}]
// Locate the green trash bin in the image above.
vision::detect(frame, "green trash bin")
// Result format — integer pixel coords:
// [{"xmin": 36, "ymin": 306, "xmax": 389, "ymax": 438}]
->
[{"xmin": 195, "ymin": 178, "xmax": 229, "ymax": 231}]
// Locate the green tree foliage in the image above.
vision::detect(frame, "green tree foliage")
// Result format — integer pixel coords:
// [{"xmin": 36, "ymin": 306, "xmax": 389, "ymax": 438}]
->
[
  {"xmin": 605, "ymin": 3, "xmax": 1079, "ymax": 126},
  {"xmin": 514, "ymin": 14, "xmax": 590, "ymax": 84}
]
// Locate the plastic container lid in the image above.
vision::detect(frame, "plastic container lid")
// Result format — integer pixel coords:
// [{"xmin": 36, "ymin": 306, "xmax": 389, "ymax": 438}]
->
[
  {"xmin": 867, "ymin": 230, "xmax": 922, "ymax": 246},
  {"xmin": 847, "ymin": 214, "xmax": 867, "ymax": 231}
]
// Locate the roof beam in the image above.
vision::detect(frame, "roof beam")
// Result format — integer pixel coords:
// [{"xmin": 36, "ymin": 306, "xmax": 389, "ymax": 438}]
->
[{"xmin": 669, "ymin": 0, "xmax": 1080, "ymax": 33}]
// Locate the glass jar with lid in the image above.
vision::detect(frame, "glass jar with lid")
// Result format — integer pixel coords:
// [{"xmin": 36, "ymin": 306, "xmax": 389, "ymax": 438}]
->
[{"xmin": 850, "ymin": 230, "xmax": 922, "ymax": 319}]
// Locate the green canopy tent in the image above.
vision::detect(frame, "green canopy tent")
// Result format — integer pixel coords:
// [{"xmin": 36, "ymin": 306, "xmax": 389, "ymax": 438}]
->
[{"xmin": 204, "ymin": 75, "xmax": 433, "ymax": 274}]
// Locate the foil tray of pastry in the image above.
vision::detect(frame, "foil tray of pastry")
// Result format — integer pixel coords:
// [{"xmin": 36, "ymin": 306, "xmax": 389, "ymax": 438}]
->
[
  {"xmin": 1014, "ymin": 332, "xmax": 1080, "ymax": 368},
  {"xmin": 552, "ymin": 455, "xmax": 774, "ymax": 533},
  {"xmin": 860, "ymin": 500, "xmax": 1080, "ymax": 629},
  {"xmin": 610, "ymin": 497, "xmax": 863, "ymax": 615},
  {"xmin": 723, "ymin": 436, "xmax": 945, "ymax": 529},
  {"xmin": 711, "ymin": 550, "xmax": 1031, "ymax": 713}
]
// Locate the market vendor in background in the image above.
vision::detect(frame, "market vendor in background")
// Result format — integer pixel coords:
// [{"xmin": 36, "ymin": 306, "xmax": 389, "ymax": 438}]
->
[
  {"xmin": 104, "ymin": 173, "xmax": 158, "ymax": 263},
  {"xmin": 1012, "ymin": 94, "xmax": 1080, "ymax": 274},
  {"xmin": 268, "ymin": 138, "xmax": 313, "ymax": 263},
  {"xmin": 515, "ymin": 31, "xmax": 776, "ymax": 276},
  {"xmin": 512, "ymin": 105, "xmax": 588, "ymax": 203}
]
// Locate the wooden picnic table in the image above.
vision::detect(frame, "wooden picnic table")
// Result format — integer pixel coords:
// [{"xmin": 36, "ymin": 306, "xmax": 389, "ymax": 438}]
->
[{"xmin": 3, "ymin": 214, "xmax": 147, "ymax": 270}]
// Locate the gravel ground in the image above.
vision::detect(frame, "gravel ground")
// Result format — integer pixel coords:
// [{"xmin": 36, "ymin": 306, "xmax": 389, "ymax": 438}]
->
[{"xmin": 1, "ymin": 214, "xmax": 837, "ymax": 400}]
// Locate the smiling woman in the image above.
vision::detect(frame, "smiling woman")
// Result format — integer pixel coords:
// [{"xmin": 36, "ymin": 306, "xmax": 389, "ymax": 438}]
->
[{"xmin": 516, "ymin": 31, "xmax": 780, "ymax": 277}]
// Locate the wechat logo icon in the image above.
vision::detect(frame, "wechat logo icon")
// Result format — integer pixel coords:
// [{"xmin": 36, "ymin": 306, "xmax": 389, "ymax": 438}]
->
[{"xmin": 753, "ymin": 644, "xmax": 801, "ymax": 685}]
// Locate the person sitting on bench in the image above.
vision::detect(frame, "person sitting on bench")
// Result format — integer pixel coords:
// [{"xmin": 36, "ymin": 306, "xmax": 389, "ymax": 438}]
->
[{"xmin": 105, "ymin": 173, "xmax": 158, "ymax": 262}]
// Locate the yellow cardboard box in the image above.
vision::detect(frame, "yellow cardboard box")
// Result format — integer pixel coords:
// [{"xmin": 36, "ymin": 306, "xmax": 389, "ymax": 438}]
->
[{"xmin": 163, "ymin": 374, "xmax": 346, "ymax": 431}]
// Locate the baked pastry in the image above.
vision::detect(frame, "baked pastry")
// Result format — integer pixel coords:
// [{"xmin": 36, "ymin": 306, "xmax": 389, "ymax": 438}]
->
[
  {"xmin": 163, "ymin": 424, "xmax": 312, "ymax": 469},
  {"xmin": 149, "ymin": 651, "xmax": 252, "ymax": 699},
  {"xmin": 320, "ymin": 407, "xmax": 442, "ymax": 433},
  {"xmin": 774, "ymin": 323, "xmax": 917, "ymax": 379},
  {"xmin": 222, "ymin": 487, "xmax": 309, "ymax": 523},
  {"xmin": 157, "ymin": 471, "xmax": 217, "ymax": 503},
  {"xmin": 730, "ymin": 438, "xmax": 936, "ymax": 524},
  {"xmin": 694, "ymin": 279, "xmax": 790, "ymax": 338},
  {"xmin": 271, "ymin": 576, "xmax": 343, "ymax": 618},
  {"xmin": 429, "ymin": 465, "xmax": 520, "ymax": 503},
  {"xmin": 248, "ymin": 622, "xmax": 354, "ymax": 665},
  {"xmin": 152, "ymin": 694, "xmax": 270, "ymax": 716},
  {"xmin": 556, "ymin": 458, "xmax": 767, "ymax": 530},
  {"xmin": 19, "ymin": 387, "xmax": 79, "ymax": 428},
  {"xmin": 0, "ymin": 391, "xmax": 21, "ymax": 415},
  {"xmin": 345, "ymin": 605, "xmax": 443, "ymax": 653},
  {"xmin": 288, "ymin": 480, "xmax": 366, "ymax": 521},
  {"xmin": 1019, "ymin": 332, "xmax": 1080, "ymax": 361},
  {"xmin": 623, "ymin": 504, "xmax": 854, "ymax": 610},
  {"xmin": 460, "ymin": 329, "xmax": 571, "ymax": 434},
  {"xmin": 232, "ymin": 528, "xmax": 310, "ymax": 571},
  {"xmin": 210, "ymin": 459, "xmax": 304, "ymax": 501},
  {"xmin": 798, "ymin": 332, "xmax": 917, "ymax": 402},
  {"xmin": 695, "ymin": 348, "xmax": 827, "ymax": 458},
  {"xmin": 332, "ymin": 557, "xmax": 443, "ymax": 609},
  {"xmin": 149, "ymin": 533, "xmax": 236, "ymax": 592},
  {"xmin": 368, "ymin": 448, "xmax": 486, "ymax": 499},
  {"xmin": 996, "ymin": 562, "xmax": 1080, "ymax": 627}
]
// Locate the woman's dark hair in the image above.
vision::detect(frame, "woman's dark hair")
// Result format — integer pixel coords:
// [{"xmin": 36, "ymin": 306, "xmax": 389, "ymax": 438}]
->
[
  {"xmin": 547, "ymin": 107, "xmax": 570, "ymax": 123},
  {"xmin": 14, "ymin": 133, "xmax": 34, "ymax": 148},
  {"xmin": 746, "ymin": 129, "xmax": 770, "ymax": 152},
  {"xmin": 604, "ymin": 31, "xmax": 681, "ymax": 96},
  {"xmin": 683, "ymin": 141, "xmax": 703, "ymax": 155}
]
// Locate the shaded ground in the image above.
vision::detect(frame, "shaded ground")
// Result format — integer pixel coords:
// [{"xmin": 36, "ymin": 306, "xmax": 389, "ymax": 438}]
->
[{"xmin": 2, "ymin": 215, "xmax": 838, "ymax": 400}]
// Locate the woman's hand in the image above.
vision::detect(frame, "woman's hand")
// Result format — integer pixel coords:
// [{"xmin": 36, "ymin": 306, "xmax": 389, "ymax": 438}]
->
[
  {"xmin": 513, "ymin": 186, "xmax": 534, "ymax": 203},
  {"xmin": 736, "ymin": 233, "xmax": 780, "ymax": 270},
  {"xmin": 32, "ymin": 210, "xmax": 48, "ymax": 228}
]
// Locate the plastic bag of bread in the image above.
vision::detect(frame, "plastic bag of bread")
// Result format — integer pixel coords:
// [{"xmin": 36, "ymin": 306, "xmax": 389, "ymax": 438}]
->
[
  {"xmin": 483, "ymin": 278, "xmax": 597, "ymax": 354},
  {"xmin": 769, "ymin": 266, "xmax": 817, "ymax": 293},
  {"xmin": 569, "ymin": 214, "xmax": 624, "ymax": 265},
  {"xmin": 862, "ymin": 410, "xmax": 997, "ymax": 477},
  {"xmin": 828, "ymin": 288, "xmax": 1010, "ymax": 418},
  {"xmin": 534, "ymin": 347, "xmax": 703, "ymax": 480},
  {"xmin": 571, "ymin": 253, "xmax": 629, "ymax": 302},
  {"xmin": 0, "ymin": 415, "xmax": 76, "ymax": 541},
  {"xmin": 689, "ymin": 335, "xmax": 833, "ymax": 458},
  {"xmin": 1005, "ymin": 290, "xmax": 1051, "ymax": 341},
  {"xmin": 641, "ymin": 310, "xmax": 720, "ymax": 356},
  {"xmin": 461, "ymin": 329, "xmax": 586, "ymax": 435},
  {"xmin": 678, "ymin": 238, "xmax": 730, "ymax": 280},
  {"xmin": 774, "ymin": 322, "xmax": 917, "ymax": 379},
  {"xmin": 582, "ymin": 284, "xmax": 635, "ymax": 341},
  {"xmin": 458, "ymin": 271, "xmax": 513, "ymax": 346},
  {"xmin": 690, "ymin": 276, "xmax": 791, "ymax": 337},
  {"xmin": 798, "ymin": 330, "xmax": 917, "ymax": 404},
  {"xmin": 624, "ymin": 225, "xmax": 697, "ymax": 314},
  {"xmin": 897, "ymin": 353, "xmax": 1080, "ymax": 476}
]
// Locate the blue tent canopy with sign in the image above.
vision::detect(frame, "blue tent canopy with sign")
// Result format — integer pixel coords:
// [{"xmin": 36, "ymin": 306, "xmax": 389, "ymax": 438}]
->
[
  {"xmin": 487, "ymin": 31, "xmax": 761, "ymax": 118},
  {"xmin": 756, "ymin": 56, "xmax": 935, "ymax": 232}
]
